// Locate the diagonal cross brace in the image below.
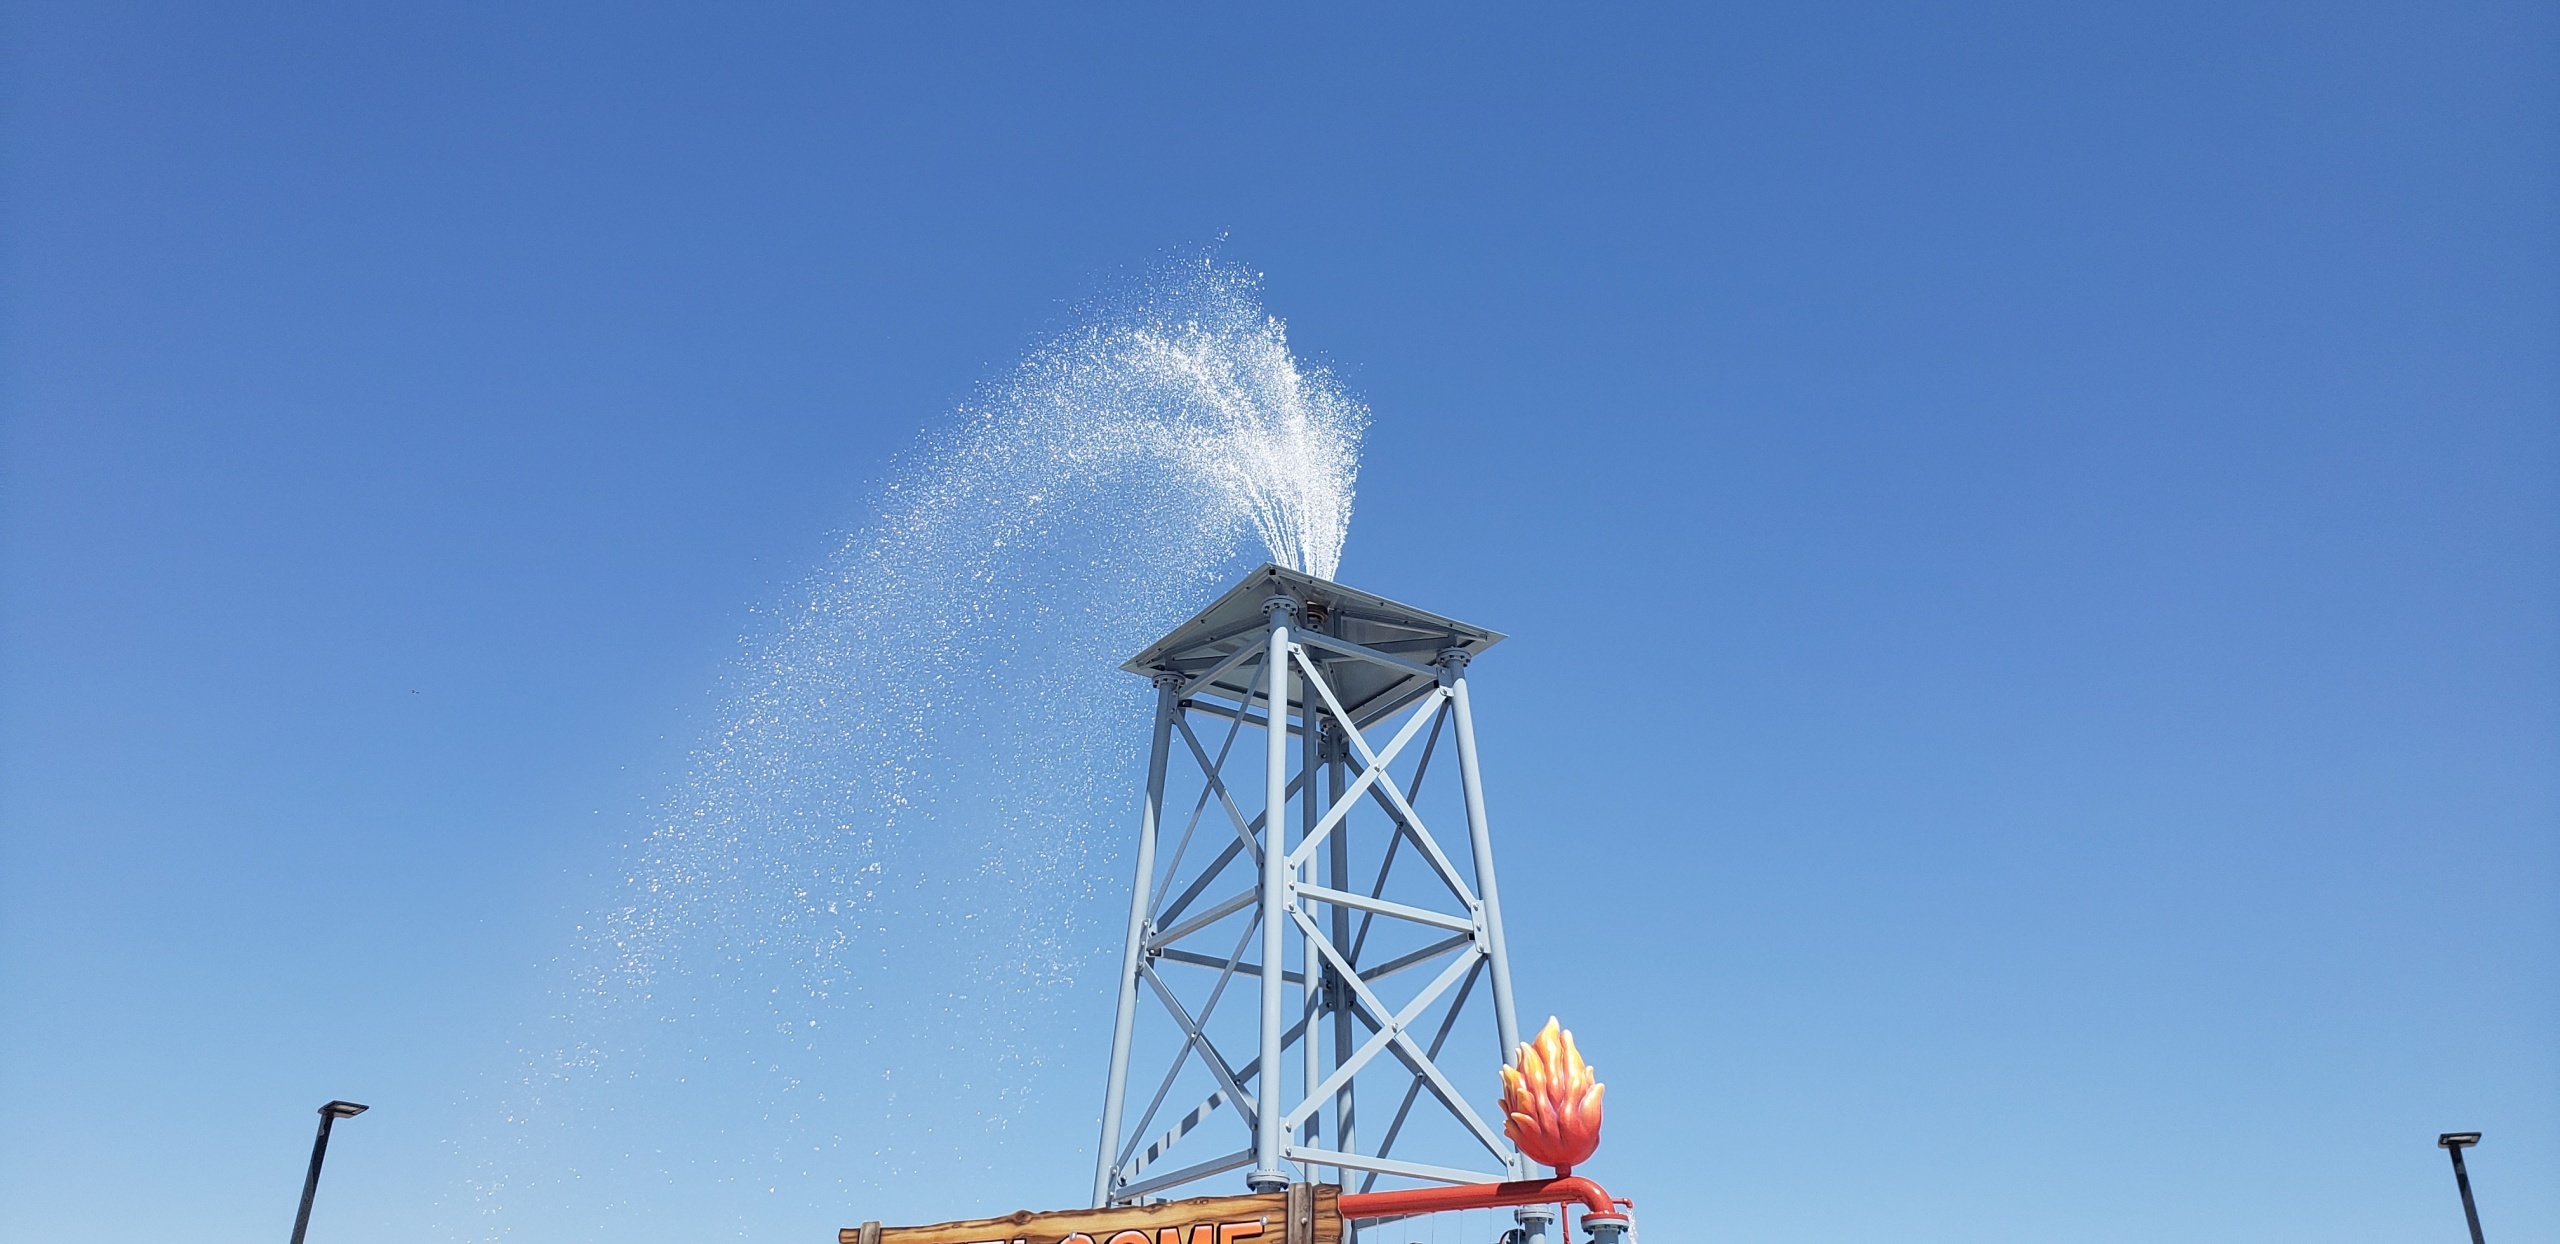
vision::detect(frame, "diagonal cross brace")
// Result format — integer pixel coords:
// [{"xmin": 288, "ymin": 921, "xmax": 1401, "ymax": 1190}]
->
[
  {"xmin": 1295, "ymin": 651, "xmax": 1479, "ymax": 907},
  {"xmin": 1290, "ymin": 904, "xmax": 1515, "ymax": 1161},
  {"xmin": 1138, "ymin": 963, "xmax": 1257, "ymax": 1134},
  {"xmin": 1284, "ymin": 675, "xmax": 1445, "ymax": 872},
  {"xmin": 1278, "ymin": 926, "xmax": 1484, "ymax": 1134},
  {"xmin": 1119, "ymin": 905, "xmax": 1267, "ymax": 1170},
  {"xmin": 1358, "ymin": 957, "xmax": 1487, "ymax": 1193},
  {"xmin": 1149, "ymin": 668, "xmax": 1262, "ymax": 921},
  {"xmin": 1118, "ymin": 1009, "xmax": 1318, "ymax": 1184},
  {"xmin": 1174, "ymin": 714, "xmax": 1270, "ymax": 871}
]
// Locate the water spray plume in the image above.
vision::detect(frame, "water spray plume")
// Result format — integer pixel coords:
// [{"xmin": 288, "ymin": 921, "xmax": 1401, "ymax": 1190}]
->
[
  {"xmin": 1119, "ymin": 308, "xmax": 1361, "ymax": 580},
  {"xmin": 1498, "ymin": 1017, "xmax": 1605, "ymax": 1174},
  {"xmin": 458, "ymin": 257, "xmax": 1367, "ymax": 1238}
]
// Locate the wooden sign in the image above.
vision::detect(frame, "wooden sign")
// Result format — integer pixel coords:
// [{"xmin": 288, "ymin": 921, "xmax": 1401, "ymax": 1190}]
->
[{"xmin": 842, "ymin": 1185, "xmax": 1339, "ymax": 1244}]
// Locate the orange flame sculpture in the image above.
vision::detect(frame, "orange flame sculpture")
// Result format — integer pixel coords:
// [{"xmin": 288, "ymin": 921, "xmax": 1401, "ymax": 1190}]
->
[{"xmin": 1498, "ymin": 1016, "xmax": 1604, "ymax": 1174}]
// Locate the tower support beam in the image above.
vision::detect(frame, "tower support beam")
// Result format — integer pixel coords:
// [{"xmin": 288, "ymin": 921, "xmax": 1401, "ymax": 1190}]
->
[
  {"xmin": 1250, "ymin": 595, "xmax": 1296, "ymax": 1192},
  {"xmin": 1443, "ymin": 652, "xmax": 1524, "ymax": 1108},
  {"xmin": 1094, "ymin": 675, "xmax": 1182, "ymax": 1206}
]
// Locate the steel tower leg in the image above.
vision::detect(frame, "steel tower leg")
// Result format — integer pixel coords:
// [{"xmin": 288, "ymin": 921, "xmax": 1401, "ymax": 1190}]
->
[
  {"xmin": 1445, "ymin": 650, "xmax": 1526, "ymax": 1176},
  {"xmin": 1093, "ymin": 674, "xmax": 1181, "ymax": 1206},
  {"xmin": 1300, "ymin": 695, "xmax": 1323, "ymax": 1181},
  {"xmin": 1325, "ymin": 719, "xmax": 1356, "ymax": 1184},
  {"xmin": 1250, "ymin": 595, "xmax": 1295, "ymax": 1192}
]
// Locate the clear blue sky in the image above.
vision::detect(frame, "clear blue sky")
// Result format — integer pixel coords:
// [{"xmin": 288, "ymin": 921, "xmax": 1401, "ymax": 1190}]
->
[{"xmin": 3, "ymin": 4, "xmax": 2553, "ymax": 1243}]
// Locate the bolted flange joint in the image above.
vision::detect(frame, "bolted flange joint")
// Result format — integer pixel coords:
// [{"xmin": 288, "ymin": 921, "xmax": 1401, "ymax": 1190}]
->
[
  {"xmin": 1512, "ymin": 1204, "xmax": 1556, "ymax": 1244},
  {"xmin": 1263, "ymin": 594, "xmax": 1300, "ymax": 625},
  {"xmin": 1581, "ymin": 1215, "xmax": 1630, "ymax": 1244},
  {"xmin": 1436, "ymin": 645, "xmax": 1471, "ymax": 685}
]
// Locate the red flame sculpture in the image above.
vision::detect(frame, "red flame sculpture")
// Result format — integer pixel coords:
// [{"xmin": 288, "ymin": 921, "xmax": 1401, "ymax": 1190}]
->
[{"xmin": 1498, "ymin": 1016, "xmax": 1604, "ymax": 1175}]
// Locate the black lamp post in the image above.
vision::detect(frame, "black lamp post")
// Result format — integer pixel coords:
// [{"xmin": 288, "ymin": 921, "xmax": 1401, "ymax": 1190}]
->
[
  {"xmin": 2438, "ymin": 1132, "xmax": 2485, "ymax": 1244},
  {"xmin": 288, "ymin": 1101, "xmax": 369, "ymax": 1244}
]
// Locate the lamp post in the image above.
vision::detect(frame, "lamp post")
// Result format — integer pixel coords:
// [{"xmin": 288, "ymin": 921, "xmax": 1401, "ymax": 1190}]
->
[
  {"xmin": 2438, "ymin": 1132, "xmax": 2485, "ymax": 1244},
  {"xmin": 288, "ymin": 1101, "xmax": 368, "ymax": 1244}
]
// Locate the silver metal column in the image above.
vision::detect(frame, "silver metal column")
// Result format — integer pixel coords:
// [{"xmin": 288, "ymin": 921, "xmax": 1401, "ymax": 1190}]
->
[
  {"xmin": 1444, "ymin": 650, "xmax": 1524, "ymax": 1103},
  {"xmin": 1300, "ymin": 689, "xmax": 1323, "ymax": 1180},
  {"xmin": 1325, "ymin": 718, "xmax": 1355, "ymax": 1179},
  {"xmin": 1249, "ymin": 594, "xmax": 1295, "ymax": 1192},
  {"xmin": 1093, "ymin": 674, "xmax": 1182, "ymax": 1206}
]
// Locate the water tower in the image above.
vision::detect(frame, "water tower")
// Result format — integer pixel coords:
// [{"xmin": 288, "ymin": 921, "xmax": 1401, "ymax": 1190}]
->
[{"xmin": 1091, "ymin": 564, "xmax": 1533, "ymax": 1207}]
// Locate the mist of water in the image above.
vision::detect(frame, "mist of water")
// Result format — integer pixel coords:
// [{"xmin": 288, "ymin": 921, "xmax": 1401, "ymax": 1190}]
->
[{"xmin": 452, "ymin": 258, "xmax": 1366, "ymax": 1239}]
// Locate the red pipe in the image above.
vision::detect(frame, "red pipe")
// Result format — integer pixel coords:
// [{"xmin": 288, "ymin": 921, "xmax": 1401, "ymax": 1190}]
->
[{"xmin": 1338, "ymin": 1176, "xmax": 1618, "ymax": 1221}]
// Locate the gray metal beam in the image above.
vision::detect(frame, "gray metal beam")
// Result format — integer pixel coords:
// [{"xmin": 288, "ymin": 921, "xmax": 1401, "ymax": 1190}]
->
[
  {"xmin": 1154, "ymin": 947, "xmax": 1304, "ymax": 983},
  {"xmin": 1094, "ymin": 675, "xmax": 1179, "ymax": 1206},
  {"xmin": 1250, "ymin": 595, "xmax": 1294, "ymax": 1191},
  {"xmin": 1294, "ymin": 883, "xmax": 1477, "ymax": 934},
  {"xmin": 1324, "ymin": 719, "xmax": 1356, "ymax": 1188},
  {"xmin": 1282, "ymin": 1148, "xmax": 1507, "ymax": 1189},
  {"xmin": 1443, "ymin": 650, "xmax": 1528, "ymax": 1178},
  {"xmin": 1118, "ymin": 1148, "xmax": 1255, "ymax": 1202}
]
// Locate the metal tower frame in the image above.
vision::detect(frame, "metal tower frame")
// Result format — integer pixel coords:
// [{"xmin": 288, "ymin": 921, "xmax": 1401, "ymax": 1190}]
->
[{"xmin": 1093, "ymin": 565, "xmax": 1529, "ymax": 1206}]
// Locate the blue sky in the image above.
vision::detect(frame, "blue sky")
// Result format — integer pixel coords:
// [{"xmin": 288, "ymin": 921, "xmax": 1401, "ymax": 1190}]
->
[{"xmin": 3, "ymin": 3, "xmax": 2554, "ymax": 1243}]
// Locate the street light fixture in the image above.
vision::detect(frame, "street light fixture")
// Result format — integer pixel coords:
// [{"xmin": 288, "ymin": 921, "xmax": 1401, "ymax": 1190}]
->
[
  {"xmin": 288, "ymin": 1101, "xmax": 369, "ymax": 1244},
  {"xmin": 2438, "ymin": 1132, "xmax": 2485, "ymax": 1244}
]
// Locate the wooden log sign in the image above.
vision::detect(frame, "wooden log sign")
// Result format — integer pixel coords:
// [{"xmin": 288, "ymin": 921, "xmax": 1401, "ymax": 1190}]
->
[{"xmin": 842, "ymin": 1185, "xmax": 1339, "ymax": 1244}]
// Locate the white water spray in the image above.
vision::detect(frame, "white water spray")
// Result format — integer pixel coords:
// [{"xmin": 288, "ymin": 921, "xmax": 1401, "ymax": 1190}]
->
[{"xmin": 456, "ymin": 259, "xmax": 1366, "ymax": 1240}]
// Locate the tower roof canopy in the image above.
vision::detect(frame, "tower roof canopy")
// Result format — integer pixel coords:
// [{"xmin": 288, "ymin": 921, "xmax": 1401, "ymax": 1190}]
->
[{"xmin": 1123, "ymin": 563, "xmax": 1504, "ymax": 725}]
